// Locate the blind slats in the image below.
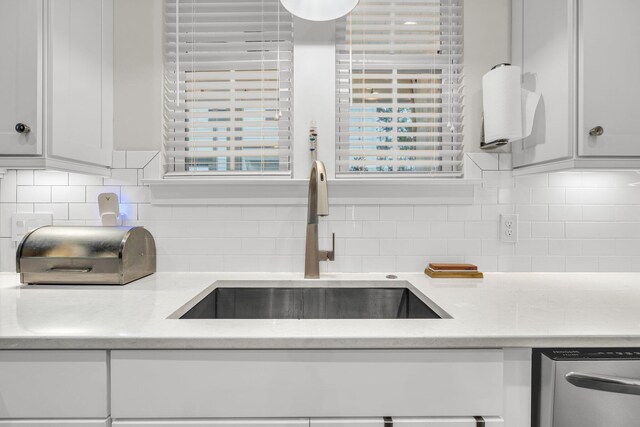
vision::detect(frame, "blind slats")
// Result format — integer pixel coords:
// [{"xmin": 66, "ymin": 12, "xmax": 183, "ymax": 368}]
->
[
  {"xmin": 336, "ymin": 0, "xmax": 464, "ymax": 177},
  {"xmin": 163, "ymin": 0, "xmax": 293, "ymax": 176}
]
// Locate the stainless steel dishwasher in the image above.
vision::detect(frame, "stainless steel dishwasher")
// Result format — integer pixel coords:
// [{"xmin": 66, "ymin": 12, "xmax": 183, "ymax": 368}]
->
[{"xmin": 538, "ymin": 349, "xmax": 640, "ymax": 426}]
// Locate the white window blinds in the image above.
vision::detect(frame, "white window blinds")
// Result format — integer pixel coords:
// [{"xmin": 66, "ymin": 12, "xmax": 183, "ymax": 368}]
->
[
  {"xmin": 336, "ymin": 0, "xmax": 464, "ymax": 177},
  {"xmin": 164, "ymin": 0, "xmax": 293, "ymax": 176}
]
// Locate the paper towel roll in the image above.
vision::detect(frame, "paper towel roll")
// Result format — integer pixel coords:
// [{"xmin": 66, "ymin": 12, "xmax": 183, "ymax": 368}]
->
[{"xmin": 482, "ymin": 65, "xmax": 540, "ymax": 143}]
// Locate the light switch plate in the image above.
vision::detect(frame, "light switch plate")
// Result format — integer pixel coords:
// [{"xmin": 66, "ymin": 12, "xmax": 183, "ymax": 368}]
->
[{"xmin": 11, "ymin": 213, "xmax": 53, "ymax": 243}]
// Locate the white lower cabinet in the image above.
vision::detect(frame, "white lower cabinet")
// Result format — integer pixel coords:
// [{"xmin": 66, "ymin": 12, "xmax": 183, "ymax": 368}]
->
[
  {"xmin": 111, "ymin": 350, "xmax": 503, "ymax": 419},
  {"xmin": 112, "ymin": 421, "xmax": 308, "ymax": 427},
  {"xmin": 0, "ymin": 421, "xmax": 109, "ymax": 427},
  {"xmin": 312, "ymin": 418, "xmax": 504, "ymax": 426},
  {"xmin": 0, "ymin": 350, "xmax": 108, "ymax": 419},
  {"xmin": 111, "ymin": 418, "xmax": 503, "ymax": 427}
]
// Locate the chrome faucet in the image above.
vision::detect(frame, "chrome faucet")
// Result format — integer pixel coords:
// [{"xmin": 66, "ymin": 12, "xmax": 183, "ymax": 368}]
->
[{"xmin": 304, "ymin": 160, "xmax": 335, "ymax": 279}]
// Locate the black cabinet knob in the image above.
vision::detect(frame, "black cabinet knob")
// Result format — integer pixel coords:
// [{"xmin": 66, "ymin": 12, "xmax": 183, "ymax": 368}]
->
[{"xmin": 15, "ymin": 123, "xmax": 31, "ymax": 134}]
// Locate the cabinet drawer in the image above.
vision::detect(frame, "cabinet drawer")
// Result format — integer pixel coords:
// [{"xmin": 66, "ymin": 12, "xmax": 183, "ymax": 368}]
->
[
  {"xmin": 0, "ymin": 351, "xmax": 108, "ymax": 418},
  {"xmin": 112, "ymin": 420, "xmax": 308, "ymax": 426},
  {"xmin": 111, "ymin": 350, "xmax": 503, "ymax": 418},
  {"xmin": 312, "ymin": 418, "xmax": 504, "ymax": 427}
]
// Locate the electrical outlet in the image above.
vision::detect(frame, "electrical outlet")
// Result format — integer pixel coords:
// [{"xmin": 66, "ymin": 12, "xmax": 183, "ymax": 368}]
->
[
  {"xmin": 500, "ymin": 214, "xmax": 518, "ymax": 243},
  {"xmin": 11, "ymin": 213, "xmax": 53, "ymax": 243}
]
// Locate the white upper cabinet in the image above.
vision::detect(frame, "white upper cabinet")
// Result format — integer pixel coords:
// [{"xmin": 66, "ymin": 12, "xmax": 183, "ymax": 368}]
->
[
  {"xmin": 578, "ymin": 0, "xmax": 640, "ymax": 157},
  {"xmin": 0, "ymin": 0, "xmax": 42, "ymax": 156},
  {"xmin": 0, "ymin": 0, "xmax": 112, "ymax": 174},
  {"xmin": 512, "ymin": 0, "xmax": 640, "ymax": 174}
]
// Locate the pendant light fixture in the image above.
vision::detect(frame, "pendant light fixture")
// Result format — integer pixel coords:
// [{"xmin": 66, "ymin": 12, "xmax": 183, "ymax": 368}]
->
[{"xmin": 279, "ymin": 0, "xmax": 360, "ymax": 22}]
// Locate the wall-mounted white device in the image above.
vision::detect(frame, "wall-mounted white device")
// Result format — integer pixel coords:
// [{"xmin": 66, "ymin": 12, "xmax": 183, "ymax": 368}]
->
[{"xmin": 98, "ymin": 192, "xmax": 121, "ymax": 226}]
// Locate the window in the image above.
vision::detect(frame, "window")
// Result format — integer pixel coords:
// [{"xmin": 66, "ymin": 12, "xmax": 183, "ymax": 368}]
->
[
  {"xmin": 164, "ymin": 0, "xmax": 293, "ymax": 176},
  {"xmin": 336, "ymin": 0, "xmax": 464, "ymax": 177}
]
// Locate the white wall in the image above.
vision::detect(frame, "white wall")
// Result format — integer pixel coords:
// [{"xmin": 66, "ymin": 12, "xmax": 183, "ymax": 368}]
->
[
  {"xmin": 3, "ymin": 151, "xmax": 640, "ymax": 274},
  {"xmin": 112, "ymin": 0, "xmax": 512, "ymax": 152}
]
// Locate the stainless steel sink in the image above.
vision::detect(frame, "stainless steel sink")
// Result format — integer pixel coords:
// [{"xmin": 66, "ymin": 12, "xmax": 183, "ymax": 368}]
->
[{"xmin": 171, "ymin": 280, "xmax": 450, "ymax": 319}]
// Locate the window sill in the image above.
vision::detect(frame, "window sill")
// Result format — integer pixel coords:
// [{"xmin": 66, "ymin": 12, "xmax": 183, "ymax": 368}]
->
[{"xmin": 143, "ymin": 177, "xmax": 480, "ymax": 205}]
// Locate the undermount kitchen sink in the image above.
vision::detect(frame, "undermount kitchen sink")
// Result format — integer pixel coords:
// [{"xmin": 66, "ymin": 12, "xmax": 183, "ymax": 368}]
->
[{"xmin": 171, "ymin": 281, "xmax": 450, "ymax": 319}]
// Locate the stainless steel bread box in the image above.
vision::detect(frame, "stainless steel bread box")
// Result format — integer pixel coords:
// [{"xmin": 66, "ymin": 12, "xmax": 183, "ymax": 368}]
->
[{"xmin": 16, "ymin": 226, "xmax": 156, "ymax": 285}]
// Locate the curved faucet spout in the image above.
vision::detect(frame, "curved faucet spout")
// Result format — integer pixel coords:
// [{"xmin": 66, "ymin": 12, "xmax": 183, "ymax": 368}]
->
[{"xmin": 307, "ymin": 160, "xmax": 329, "ymax": 224}]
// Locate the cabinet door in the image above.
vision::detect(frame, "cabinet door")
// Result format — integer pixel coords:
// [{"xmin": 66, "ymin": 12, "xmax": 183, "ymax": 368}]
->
[
  {"xmin": 311, "ymin": 419, "xmax": 503, "ymax": 427},
  {"xmin": 0, "ymin": 351, "xmax": 108, "ymax": 418},
  {"xmin": 112, "ymin": 421, "xmax": 308, "ymax": 427},
  {"xmin": 0, "ymin": 421, "xmax": 108, "ymax": 427},
  {"xmin": 579, "ymin": 0, "xmax": 640, "ymax": 157},
  {"xmin": 0, "ymin": 0, "xmax": 42, "ymax": 155},
  {"xmin": 48, "ymin": 0, "xmax": 113, "ymax": 167},
  {"xmin": 512, "ymin": 0, "xmax": 574, "ymax": 168}
]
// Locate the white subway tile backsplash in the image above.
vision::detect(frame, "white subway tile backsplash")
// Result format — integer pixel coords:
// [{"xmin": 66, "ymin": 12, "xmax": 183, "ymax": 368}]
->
[
  {"xmin": 362, "ymin": 221, "xmax": 397, "ymax": 238},
  {"xmin": 346, "ymin": 205, "xmax": 379, "ymax": 221},
  {"xmin": 52, "ymin": 186, "xmax": 86, "ymax": 203},
  {"xmin": 566, "ymin": 257, "xmax": 599, "ymax": 272},
  {"xmin": 34, "ymin": 203, "xmax": 69, "ymax": 220},
  {"xmin": 532, "ymin": 257, "xmax": 565, "ymax": 272},
  {"xmin": 598, "ymin": 257, "xmax": 632, "ymax": 272},
  {"xmin": 447, "ymin": 239, "xmax": 482, "ymax": 256},
  {"xmin": 531, "ymin": 222, "xmax": 565, "ymax": 238},
  {"xmin": 345, "ymin": 239, "xmax": 380, "ymax": 256},
  {"xmin": 86, "ymin": 186, "xmax": 120, "ymax": 202},
  {"xmin": 531, "ymin": 188, "xmax": 566, "ymax": 204},
  {"xmin": 379, "ymin": 239, "xmax": 414, "ymax": 256},
  {"xmin": 68, "ymin": 172, "xmax": 103, "ymax": 186},
  {"xmin": 17, "ymin": 186, "xmax": 51, "ymax": 203},
  {"xmin": 0, "ymin": 171, "xmax": 17, "ymax": 202},
  {"xmin": 515, "ymin": 240, "xmax": 548, "ymax": 256},
  {"xmin": 242, "ymin": 206, "xmax": 276, "ymax": 220},
  {"xmin": 498, "ymin": 256, "xmax": 532, "ymax": 272},
  {"xmin": 447, "ymin": 205, "xmax": 481, "ymax": 221},
  {"xmin": 4, "ymin": 151, "xmax": 640, "ymax": 274},
  {"xmin": 362, "ymin": 256, "xmax": 397, "ymax": 273},
  {"xmin": 104, "ymin": 169, "xmax": 138, "ymax": 186},
  {"xmin": 138, "ymin": 204, "xmax": 172, "ymax": 220},
  {"xmin": 515, "ymin": 204, "xmax": 548, "ymax": 221},
  {"xmin": 549, "ymin": 240, "xmax": 582, "ymax": 256},
  {"xmin": 549, "ymin": 172, "xmax": 582, "ymax": 188},
  {"xmin": 69, "ymin": 203, "xmax": 100, "ymax": 221},
  {"xmin": 16, "ymin": 170, "xmax": 34, "ymax": 186},
  {"xmin": 549, "ymin": 205, "xmax": 582, "ymax": 221},
  {"xmin": 414, "ymin": 206, "xmax": 447, "ymax": 221},
  {"xmin": 396, "ymin": 221, "xmax": 429, "ymax": 239},
  {"xmin": 380, "ymin": 205, "xmax": 413, "ymax": 221},
  {"xmin": 259, "ymin": 220, "xmax": 295, "ymax": 238},
  {"xmin": 483, "ymin": 171, "xmax": 514, "ymax": 188},
  {"xmin": 413, "ymin": 239, "xmax": 448, "ymax": 256},
  {"xmin": 430, "ymin": 221, "xmax": 465, "ymax": 239},
  {"xmin": 172, "ymin": 206, "xmax": 209, "ymax": 220},
  {"xmin": 34, "ymin": 171, "xmax": 68, "ymax": 186},
  {"xmin": 121, "ymin": 186, "xmax": 148, "ymax": 203},
  {"xmin": 465, "ymin": 222, "xmax": 499, "ymax": 239}
]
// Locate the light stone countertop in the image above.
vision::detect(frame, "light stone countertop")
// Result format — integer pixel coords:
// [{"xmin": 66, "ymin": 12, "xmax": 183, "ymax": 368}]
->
[{"xmin": 1, "ymin": 271, "xmax": 640, "ymax": 349}]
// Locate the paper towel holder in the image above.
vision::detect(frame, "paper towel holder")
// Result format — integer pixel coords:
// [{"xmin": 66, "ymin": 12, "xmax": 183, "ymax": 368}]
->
[{"xmin": 480, "ymin": 63, "xmax": 512, "ymax": 150}]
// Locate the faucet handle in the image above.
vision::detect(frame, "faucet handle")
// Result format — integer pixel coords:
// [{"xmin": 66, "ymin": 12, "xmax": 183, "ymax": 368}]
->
[
  {"xmin": 320, "ymin": 233, "xmax": 336, "ymax": 262},
  {"xmin": 327, "ymin": 233, "xmax": 335, "ymax": 261}
]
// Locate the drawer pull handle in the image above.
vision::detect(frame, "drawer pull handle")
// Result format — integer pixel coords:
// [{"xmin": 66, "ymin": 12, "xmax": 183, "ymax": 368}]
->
[
  {"xmin": 566, "ymin": 371, "xmax": 640, "ymax": 395},
  {"xmin": 46, "ymin": 267, "xmax": 93, "ymax": 273}
]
